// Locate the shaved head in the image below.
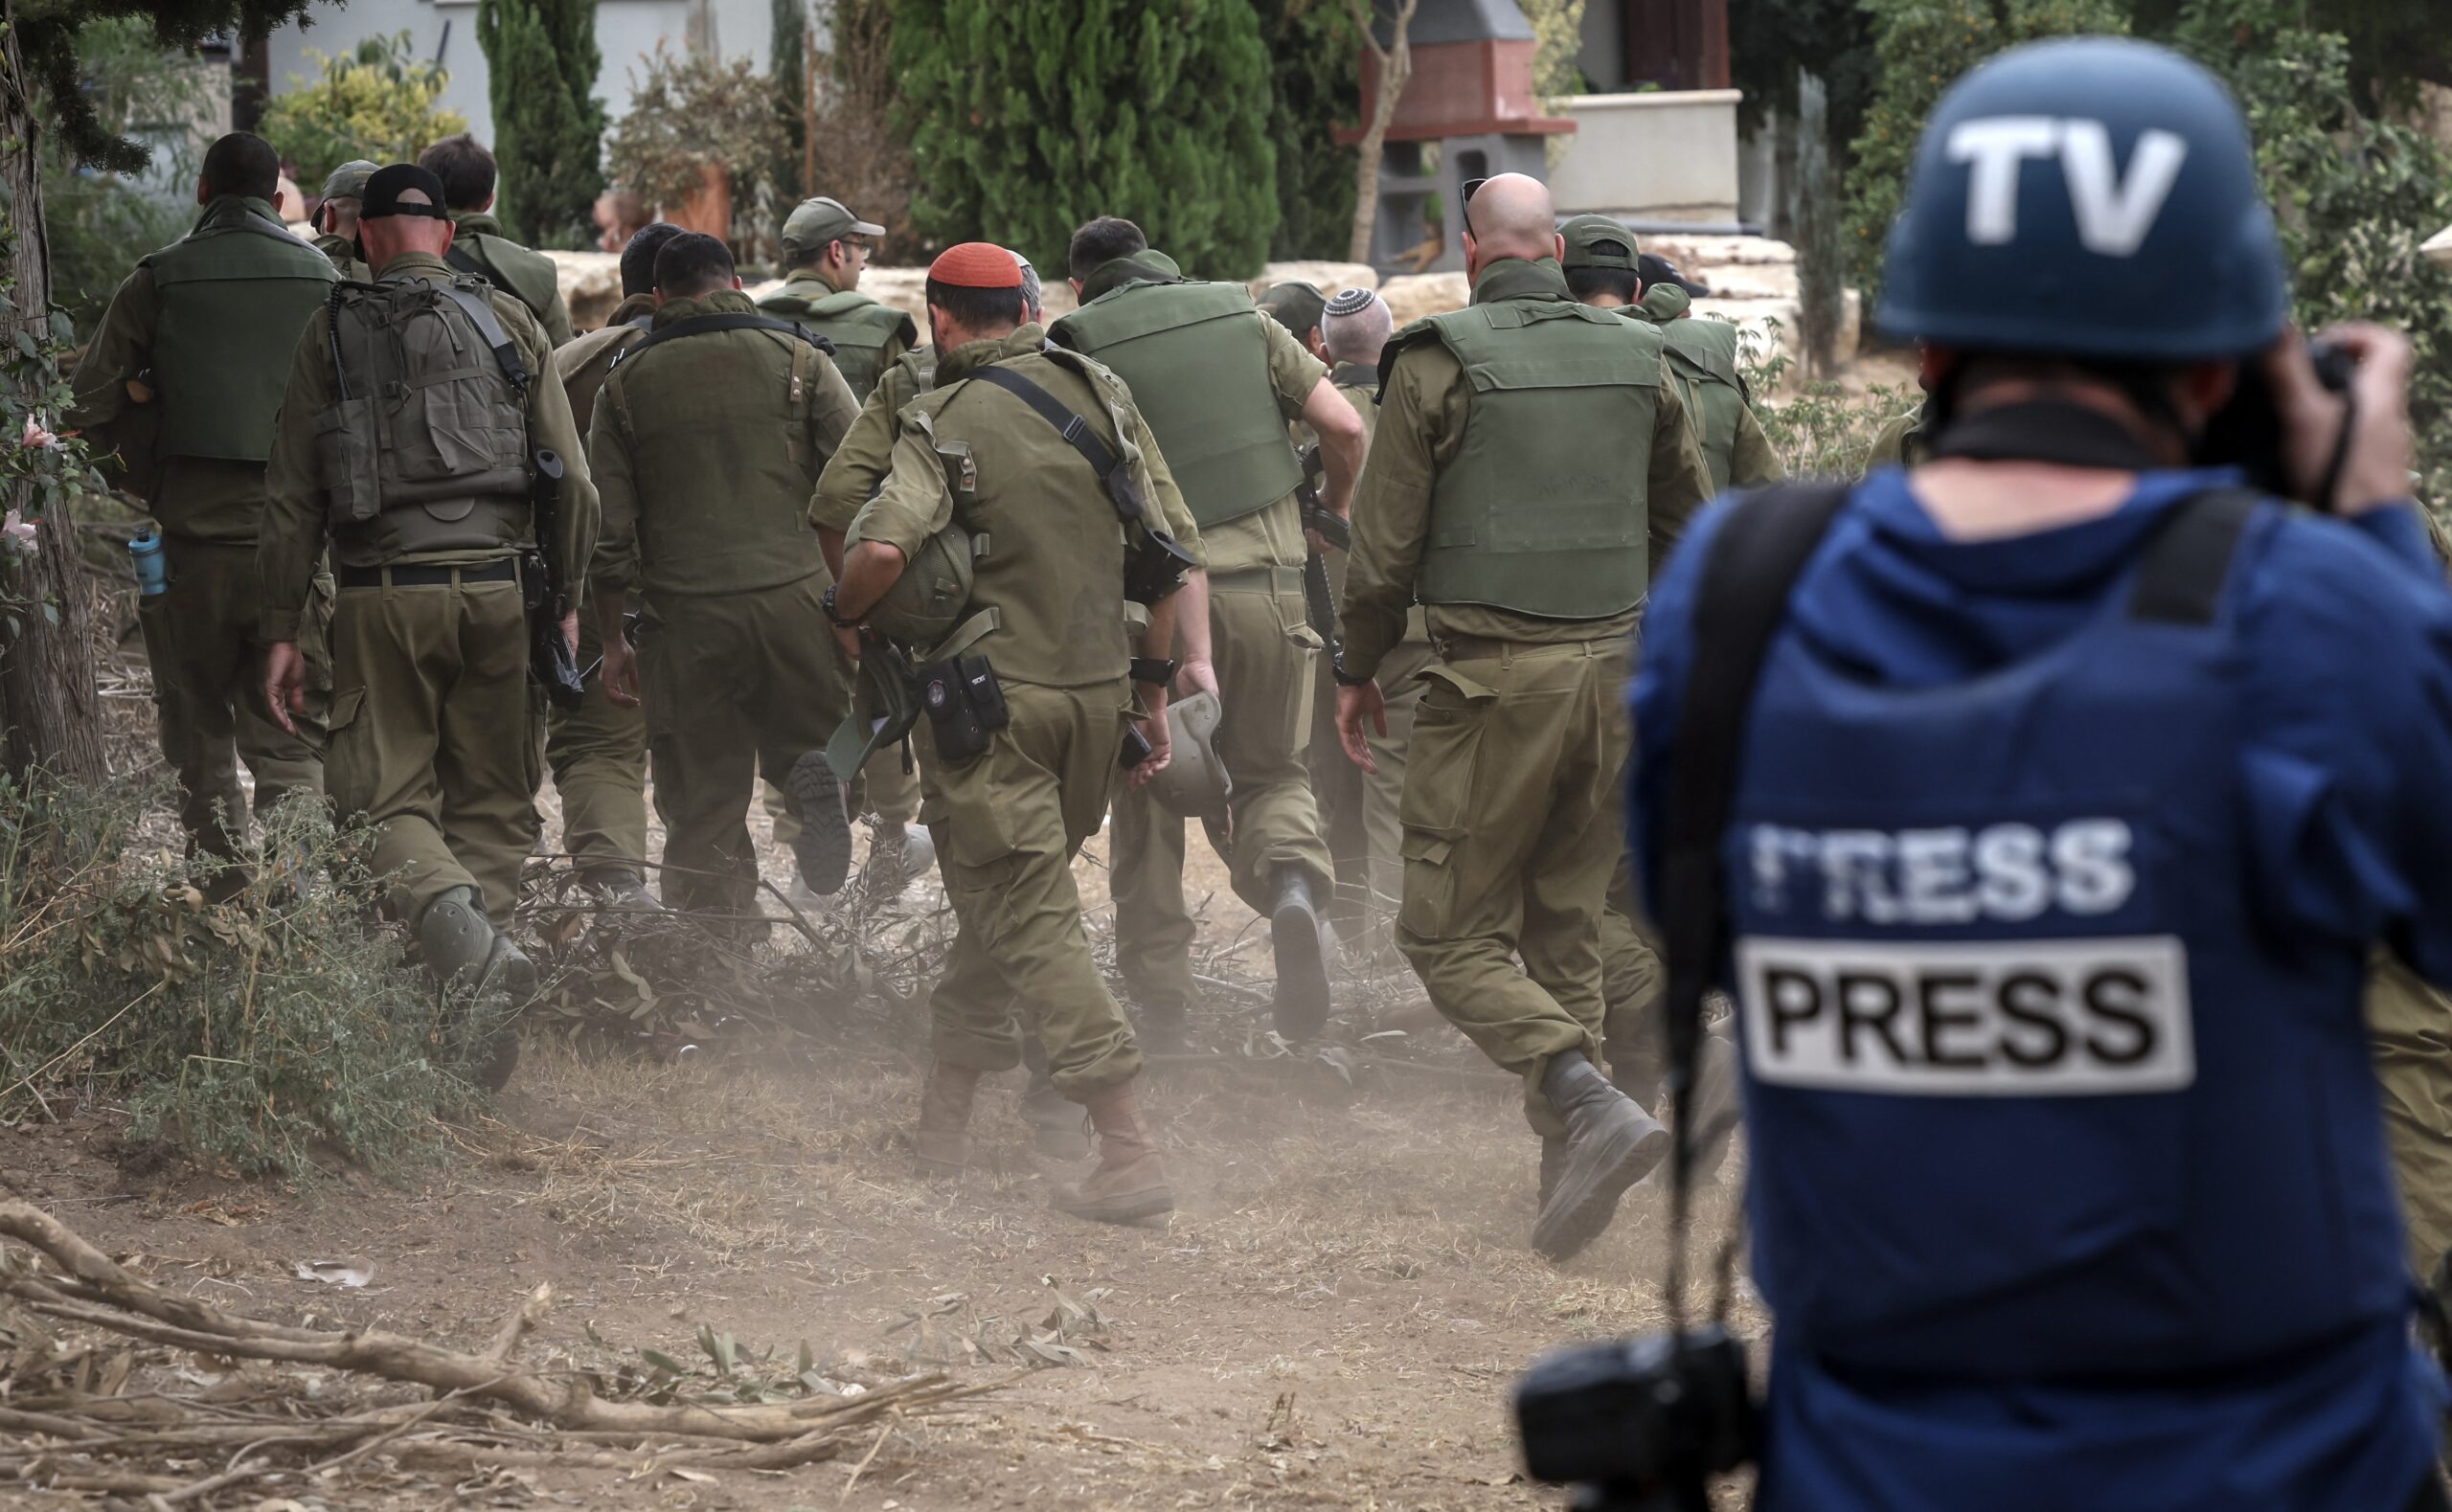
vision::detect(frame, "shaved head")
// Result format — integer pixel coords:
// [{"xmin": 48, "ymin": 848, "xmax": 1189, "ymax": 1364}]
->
[{"xmin": 1462, "ymin": 173, "xmax": 1562, "ymax": 274}]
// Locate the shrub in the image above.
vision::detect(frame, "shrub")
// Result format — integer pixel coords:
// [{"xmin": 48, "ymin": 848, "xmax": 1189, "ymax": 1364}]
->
[
  {"xmin": 43, "ymin": 18, "xmax": 216, "ymax": 336},
  {"xmin": 892, "ymin": 0, "xmax": 1281, "ymax": 279},
  {"xmin": 603, "ymin": 45, "xmax": 787, "ymax": 226},
  {"xmin": 478, "ymin": 0, "xmax": 608, "ymax": 249},
  {"xmin": 1257, "ymin": 0, "xmax": 1359, "ymax": 263},
  {"xmin": 0, "ymin": 775, "xmax": 482, "ymax": 1177},
  {"xmin": 258, "ymin": 31, "xmax": 467, "ymax": 195}
]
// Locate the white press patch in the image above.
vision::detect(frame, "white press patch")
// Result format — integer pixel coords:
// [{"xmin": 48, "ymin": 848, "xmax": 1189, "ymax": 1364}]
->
[
  {"xmin": 1944, "ymin": 116, "xmax": 2190, "ymax": 257},
  {"xmin": 1737, "ymin": 935, "xmax": 2193, "ymax": 1095}
]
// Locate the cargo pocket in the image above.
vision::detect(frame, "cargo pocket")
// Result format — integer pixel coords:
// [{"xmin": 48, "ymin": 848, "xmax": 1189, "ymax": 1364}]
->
[
  {"xmin": 323, "ymin": 688, "xmax": 373, "ymax": 824},
  {"xmin": 1394, "ymin": 665, "xmax": 1494, "ymax": 939},
  {"xmin": 1396, "ymin": 827, "xmax": 1464, "ymax": 938},
  {"xmin": 313, "ymin": 400, "xmax": 381, "ymax": 525}
]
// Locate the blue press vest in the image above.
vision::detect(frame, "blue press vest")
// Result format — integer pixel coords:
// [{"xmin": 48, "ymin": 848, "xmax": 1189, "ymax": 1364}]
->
[{"xmin": 1663, "ymin": 476, "xmax": 2446, "ymax": 1509}]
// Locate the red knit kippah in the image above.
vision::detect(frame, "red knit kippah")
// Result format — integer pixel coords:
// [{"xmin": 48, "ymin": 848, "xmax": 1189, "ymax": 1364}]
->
[{"xmin": 928, "ymin": 242, "xmax": 1023, "ymax": 289}]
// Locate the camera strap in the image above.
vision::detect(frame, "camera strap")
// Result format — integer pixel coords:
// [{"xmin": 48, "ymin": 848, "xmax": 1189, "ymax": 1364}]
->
[{"xmin": 1657, "ymin": 481, "xmax": 1851, "ymax": 1333}]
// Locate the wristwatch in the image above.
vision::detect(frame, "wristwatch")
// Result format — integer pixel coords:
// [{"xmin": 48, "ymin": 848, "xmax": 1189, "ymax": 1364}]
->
[
  {"xmin": 1129, "ymin": 656, "xmax": 1178, "ymax": 687},
  {"xmin": 822, "ymin": 583, "xmax": 861, "ymax": 627},
  {"xmin": 1331, "ymin": 657, "xmax": 1374, "ymax": 688}
]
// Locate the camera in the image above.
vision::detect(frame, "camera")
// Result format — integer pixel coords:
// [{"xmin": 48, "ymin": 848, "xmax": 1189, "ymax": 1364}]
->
[
  {"xmin": 2197, "ymin": 338, "xmax": 2356, "ymax": 506},
  {"xmin": 1513, "ymin": 1321, "xmax": 1758, "ymax": 1512}
]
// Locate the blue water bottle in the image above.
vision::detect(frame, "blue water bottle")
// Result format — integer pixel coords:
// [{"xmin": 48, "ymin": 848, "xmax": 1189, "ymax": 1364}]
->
[{"xmin": 128, "ymin": 529, "xmax": 168, "ymax": 598}]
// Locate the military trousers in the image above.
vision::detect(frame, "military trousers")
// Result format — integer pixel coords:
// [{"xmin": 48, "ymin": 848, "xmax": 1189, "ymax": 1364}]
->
[
  {"xmin": 325, "ymin": 569, "xmax": 538, "ymax": 926},
  {"xmin": 638, "ymin": 576, "xmax": 851, "ymax": 916},
  {"xmin": 1355, "ymin": 639, "xmax": 1438, "ymax": 946},
  {"xmin": 2368, "ymin": 950, "xmax": 2452, "ymax": 1279},
  {"xmin": 1600, "ymin": 854, "xmax": 1670, "ymax": 1093},
  {"xmin": 1111, "ymin": 569, "xmax": 1335, "ymax": 1013},
  {"xmin": 138, "ymin": 536, "xmax": 330, "ymax": 859},
  {"xmin": 546, "ymin": 614, "xmax": 648, "ymax": 878},
  {"xmin": 1394, "ymin": 636, "xmax": 1627, "ymax": 1138},
  {"xmin": 921, "ymin": 677, "xmax": 1142, "ymax": 1100},
  {"xmin": 1305, "ymin": 553, "xmax": 1368, "ymax": 926}
]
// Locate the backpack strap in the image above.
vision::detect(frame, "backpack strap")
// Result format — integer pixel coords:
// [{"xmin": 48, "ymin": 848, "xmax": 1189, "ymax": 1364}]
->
[
  {"xmin": 432, "ymin": 281, "xmax": 530, "ymax": 396},
  {"xmin": 2127, "ymin": 488, "xmax": 2260, "ymax": 626},
  {"xmin": 963, "ymin": 363, "xmax": 1127, "ymax": 506},
  {"xmin": 610, "ymin": 311, "xmax": 835, "ymax": 369},
  {"xmin": 443, "ymin": 242, "xmax": 504, "ymax": 290}
]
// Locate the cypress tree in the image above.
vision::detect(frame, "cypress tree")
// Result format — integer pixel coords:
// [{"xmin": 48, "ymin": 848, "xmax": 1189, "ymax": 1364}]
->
[
  {"xmin": 1257, "ymin": 0, "xmax": 1360, "ymax": 263},
  {"xmin": 477, "ymin": 0, "xmax": 608, "ymax": 249},
  {"xmin": 893, "ymin": 0, "xmax": 1280, "ymax": 278}
]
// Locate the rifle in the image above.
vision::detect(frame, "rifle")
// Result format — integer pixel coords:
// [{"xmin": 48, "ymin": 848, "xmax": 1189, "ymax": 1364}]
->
[
  {"xmin": 1294, "ymin": 442, "xmax": 1346, "ymax": 666},
  {"xmin": 525, "ymin": 448, "xmax": 585, "ymax": 710}
]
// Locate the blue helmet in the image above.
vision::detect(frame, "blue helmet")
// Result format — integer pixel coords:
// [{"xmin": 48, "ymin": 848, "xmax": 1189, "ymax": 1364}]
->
[{"xmin": 1876, "ymin": 37, "xmax": 2289, "ymax": 363}]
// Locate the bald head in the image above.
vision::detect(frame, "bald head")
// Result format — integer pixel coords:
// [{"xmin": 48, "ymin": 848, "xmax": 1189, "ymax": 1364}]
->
[{"xmin": 1462, "ymin": 173, "xmax": 1561, "ymax": 274}]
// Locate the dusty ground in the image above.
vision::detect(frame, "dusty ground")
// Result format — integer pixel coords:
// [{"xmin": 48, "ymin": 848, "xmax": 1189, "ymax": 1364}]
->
[{"xmin": 0, "ymin": 799, "xmax": 1755, "ymax": 1509}]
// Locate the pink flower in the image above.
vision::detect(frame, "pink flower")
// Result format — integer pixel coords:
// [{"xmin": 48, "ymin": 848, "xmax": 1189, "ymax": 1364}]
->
[
  {"xmin": 3, "ymin": 508, "xmax": 35, "ymax": 552},
  {"xmin": 19, "ymin": 415, "xmax": 58, "ymax": 451}
]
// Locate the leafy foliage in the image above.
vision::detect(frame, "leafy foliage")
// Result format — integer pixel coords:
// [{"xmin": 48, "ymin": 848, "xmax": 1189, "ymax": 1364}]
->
[
  {"xmin": 0, "ymin": 181, "xmax": 111, "ymax": 550},
  {"xmin": 773, "ymin": 0, "xmax": 808, "ymax": 198},
  {"xmin": 803, "ymin": 0, "xmax": 913, "ymax": 253},
  {"xmin": 478, "ymin": 0, "xmax": 608, "ymax": 250},
  {"xmin": 602, "ymin": 44, "xmax": 787, "ymax": 221},
  {"xmin": 1736, "ymin": 316, "xmax": 1914, "ymax": 478},
  {"xmin": 1729, "ymin": 0, "xmax": 1881, "ymax": 149},
  {"xmin": 0, "ymin": 776, "xmax": 479, "ymax": 1176},
  {"xmin": 257, "ymin": 32, "xmax": 468, "ymax": 195},
  {"xmin": 12, "ymin": 0, "xmax": 324, "ymax": 175},
  {"xmin": 1520, "ymin": 0, "xmax": 1591, "ymax": 97},
  {"xmin": 892, "ymin": 0, "xmax": 1281, "ymax": 279},
  {"xmin": 1257, "ymin": 0, "xmax": 1360, "ymax": 262},
  {"xmin": 1844, "ymin": 0, "xmax": 2132, "ymax": 301}
]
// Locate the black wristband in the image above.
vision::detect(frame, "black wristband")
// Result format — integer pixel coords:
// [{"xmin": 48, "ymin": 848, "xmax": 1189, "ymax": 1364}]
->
[
  {"xmin": 822, "ymin": 583, "xmax": 861, "ymax": 627},
  {"xmin": 1332, "ymin": 660, "xmax": 1374, "ymax": 688},
  {"xmin": 1129, "ymin": 656, "xmax": 1178, "ymax": 687}
]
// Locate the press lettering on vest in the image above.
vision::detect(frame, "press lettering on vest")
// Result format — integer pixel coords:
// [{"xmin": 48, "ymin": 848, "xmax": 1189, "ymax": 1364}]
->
[
  {"xmin": 1749, "ymin": 819, "xmax": 2134, "ymax": 923},
  {"xmin": 1737, "ymin": 936, "xmax": 2193, "ymax": 1095},
  {"xmin": 1944, "ymin": 117, "xmax": 2190, "ymax": 257}
]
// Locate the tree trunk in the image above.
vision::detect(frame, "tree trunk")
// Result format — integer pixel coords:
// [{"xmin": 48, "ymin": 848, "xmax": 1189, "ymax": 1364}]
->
[
  {"xmin": 0, "ymin": 1, "xmax": 108, "ymax": 783},
  {"xmin": 1346, "ymin": 1, "xmax": 1418, "ymax": 266}
]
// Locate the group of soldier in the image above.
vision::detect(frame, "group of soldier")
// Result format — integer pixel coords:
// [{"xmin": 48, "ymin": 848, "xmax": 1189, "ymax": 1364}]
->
[{"xmin": 69, "ymin": 123, "xmax": 1791, "ymax": 1254}]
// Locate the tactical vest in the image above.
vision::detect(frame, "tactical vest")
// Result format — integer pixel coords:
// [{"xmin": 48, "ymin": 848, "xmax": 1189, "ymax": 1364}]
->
[
  {"xmin": 145, "ymin": 200, "xmax": 336, "ymax": 463},
  {"xmin": 1052, "ymin": 280, "xmax": 1302, "ymax": 530},
  {"xmin": 314, "ymin": 274, "xmax": 533, "ymax": 558},
  {"xmin": 1656, "ymin": 317, "xmax": 1748, "ymax": 494},
  {"xmin": 1726, "ymin": 484, "xmax": 2410, "ymax": 1382},
  {"xmin": 596, "ymin": 312, "xmax": 832, "ymax": 595},
  {"xmin": 757, "ymin": 282, "xmax": 913, "ymax": 401},
  {"xmin": 1414, "ymin": 300, "xmax": 1666, "ymax": 618}
]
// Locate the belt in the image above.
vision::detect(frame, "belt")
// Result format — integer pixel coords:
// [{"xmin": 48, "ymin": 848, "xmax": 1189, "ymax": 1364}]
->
[
  {"xmin": 1432, "ymin": 631, "xmax": 1619, "ymax": 663},
  {"xmin": 1208, "ymin": 564, "xmax": 1306, "ymax": 594},
  {"xmin": 338, "ymin": 559, "xmax": 519, "ymax": 590}
]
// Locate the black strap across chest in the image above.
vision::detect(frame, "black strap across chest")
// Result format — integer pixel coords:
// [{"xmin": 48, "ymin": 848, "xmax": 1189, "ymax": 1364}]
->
[
  {"xmin": 963, "ymin": 363, "xmax": 1124, "ymax": 486},
  {"xmin": 610, "ymin": 311, "xmax": 834, "ymax": 368}
]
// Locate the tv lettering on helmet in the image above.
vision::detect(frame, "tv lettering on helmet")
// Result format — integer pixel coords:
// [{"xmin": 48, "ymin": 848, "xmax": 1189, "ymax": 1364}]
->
[
  {"xmin": 1944, "ymin": 118, "xmax": 2190, "ymax": 257},
  {"xmin": 1736, "ymin": 936, "xmax": 2194, "ymax": 1095},
  {"xmin": 1746, "ymin": 818, "xmax": 2134, "ymax": 925}
]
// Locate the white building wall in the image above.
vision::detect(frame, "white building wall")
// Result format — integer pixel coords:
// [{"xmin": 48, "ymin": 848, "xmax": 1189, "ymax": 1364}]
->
[{"xmin": 266, "ymin": 0, "xmax": 774, "ymax": 155}]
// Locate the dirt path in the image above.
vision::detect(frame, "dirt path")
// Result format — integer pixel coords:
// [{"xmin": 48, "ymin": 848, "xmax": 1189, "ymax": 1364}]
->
[{"xmin": 2, "ymin": 820, "xmax": 1752, "ymax": 1510}]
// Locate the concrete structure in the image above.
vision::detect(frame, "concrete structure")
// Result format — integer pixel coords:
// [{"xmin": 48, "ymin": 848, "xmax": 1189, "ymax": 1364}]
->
[
  {"xmin": 261, "ymin": 0, "xmax": 774, "ymax": 151},
  {"xmin": 1548, "ymin": 89, "xmax": 1743, "ymax": 224}
]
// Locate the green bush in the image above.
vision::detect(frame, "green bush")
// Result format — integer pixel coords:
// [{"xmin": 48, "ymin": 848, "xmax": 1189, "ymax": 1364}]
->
[
  {"xmin": 0, "ymin": 776, "xmax": 482, "ymax": 1177},
  {"xmin": 892, "ymin": 0, "xmax": 1280, "ymax": 279},
  {"xmin": 1257, "ymin": 0, "xmax": 1359, "ymax": 263},
  {"xmin": 603, "ymin": 44, "xmax": 787, "ymax": 224},
  {"xmin": 478, "ymin": 0, "xmax": 608, "ymax": 249},
  {"xmin": 258, "ymin": 32, "xmax": 468, "ymax": 195},
  {"xmin": 44, "ymin": 18, "xmax": 216, "ymax": 337}
]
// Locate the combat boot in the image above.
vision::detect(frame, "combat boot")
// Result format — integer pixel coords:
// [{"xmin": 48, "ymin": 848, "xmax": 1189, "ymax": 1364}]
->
[
  {"xmin": 864, "ymin": 822, "xmax": 937, "ymax": 891},
  {"xmin": 1538, "ymin": 1138, "xmax": 1567, "ymax": 1207},
  {"xmin": 1022, "ymin": 1067, "xmax": 1091, "ymax": 1159},
  {"xmin": 1269, "ymin": 869, "xmax": 1334, "ymax": 1039},
  {"xmin": 1689, "ymin": 1036, "xmax": 1742, "ymax": 1184},
  {"xmin": 1532, "ymin": 1049, "xmax": 1670, "ymax": 1261},
  {"xmin": 914, "ymin": 1062, "xmax": 983, "ymax": 1178},
  {"xmin": 417, "ymin": 887, "xmax": 537, "ymax": 1093},
  {"xmin": 785, "ymin": 751, "xmax": 854, "ymax": 897},
  {"xmin": 1050, "ymin": 1080, "xmax": 1174, "ymax": 1225},
  {"xmin": 581, "ymin": 867, "xmax": 663, "ymax": 914}
]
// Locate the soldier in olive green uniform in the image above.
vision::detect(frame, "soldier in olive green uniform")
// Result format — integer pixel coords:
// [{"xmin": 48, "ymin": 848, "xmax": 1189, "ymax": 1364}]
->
[
  {"xmin": 585, "ymin": 233, "xmax": 863, "ymax": 918},
  {"xmin": 67, "ymin": 133, "xmax": 336, "ymax": 876},
  {"xmin": 1334, "ymin": 175, "xmax": 1713, "ymax": 1261},
  {"xmin": 1053, "ymin": 217, "xmax": 1367, "ymax": 1042},
  {"xmin": 829, "ymin": 243, "xmax": 1204, "ymax": 1224},
  {"xmin": 259, "ymin": 165, "xmax": 599, "ymax": 1089},
  {"xmin": 311, "ymin": 159, "xmax": 376, "ymax": 277},
  {"xmin": 540, "ymin": 222, "xmax": 687, "ymax": 911},
  {"xmin": 419, "ymin": 135, "xmax": 575, "ymax": 348},
  {"xmin": 760, "ymin": 195, "xmax": 925, "ymax": 869},
  {"xmin": 1866, "ymin": 400, "xmax": 1931, "ymax": 469}
]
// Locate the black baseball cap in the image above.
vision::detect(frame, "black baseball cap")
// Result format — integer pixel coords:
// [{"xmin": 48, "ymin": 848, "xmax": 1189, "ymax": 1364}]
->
[
  {"xmin": 362, "ymin": 164, "xmax": 454, "ymax": 220},
  {"xmin": 1639, "ymin": 252, "xmax": 1712, "ymax": 299}
]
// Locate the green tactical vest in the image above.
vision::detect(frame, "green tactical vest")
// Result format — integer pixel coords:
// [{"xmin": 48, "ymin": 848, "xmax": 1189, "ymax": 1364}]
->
[
  {"xmin": 1654, "ymin": 317, "xmax": 1748, "ymax": 495},
  {"xmin": 314, "ymin": 274, "xmax": 533, "ymax": 559},
  {"xmin": 144, "ymin": 198, "xmax": 337, "ymax": 463},
  {"xmin": 756, "ymin": 281, "xmax": 914, "ymax": 401},
  {"xmin": 1052, "ymin": 278, "xmax": 1302, "ymax": 530},
  {"xmin": 1416, "ymin": 298, "xmax": 1668, "ymax": 620}
]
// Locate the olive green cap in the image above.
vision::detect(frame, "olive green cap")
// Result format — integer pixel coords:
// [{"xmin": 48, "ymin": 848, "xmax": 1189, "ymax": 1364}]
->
[
  {"xmin": 320, "ymin": 159, "xmax": 380, "ymax": 202},
  {"xmin": 782, "ymin": 196, "xmax": 886, "ymax": 256},
  {"xmin": 1258, "ymin": 281, "xmax": 1327, "ymax": 338},
  {"xmin": 1558, "ymin": 214, "xmax": 1640, "ymax": 271}
]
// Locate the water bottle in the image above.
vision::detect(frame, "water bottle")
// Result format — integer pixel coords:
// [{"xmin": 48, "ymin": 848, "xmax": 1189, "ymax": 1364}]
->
[{"xmin": 128, "ymin": 530, "xmax": 168, "ymax": 597}]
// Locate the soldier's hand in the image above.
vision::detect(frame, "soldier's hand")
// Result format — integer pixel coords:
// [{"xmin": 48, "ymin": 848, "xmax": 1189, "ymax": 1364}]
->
[
  {"xmin": 1175, "ymin": 656, "xmax": 1219, "ymax": 701},
  {"xmin": 1336, "ymin": 680, "xmax": 1387, "ymax": 775},
  {"xmin": 559, "ymin": 610, "xmax": 579, "ymax": 659},
  {"xmin": 1128, "ymin": 687, "xmax": 1173, "ymax": 788},
  {"xmin": 601, "ymin": 637, "xmax": 643, "ymax": 709},
  {"xmin": 832, "ymin": 622, "xmax": 865, "ymax": 666},
  {"xmin": 262, "ymin": 642, "xmax": 306, "ymax": 735}
]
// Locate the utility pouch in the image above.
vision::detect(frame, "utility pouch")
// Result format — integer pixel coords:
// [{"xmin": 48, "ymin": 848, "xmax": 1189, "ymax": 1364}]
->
[
  {"xmin": 314, "ymin": 398, "xmax": 382, "ymax": 525},
  {"xmin": 920, "ymin": 653, "xmax": 1010, "ymax": 763}
]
